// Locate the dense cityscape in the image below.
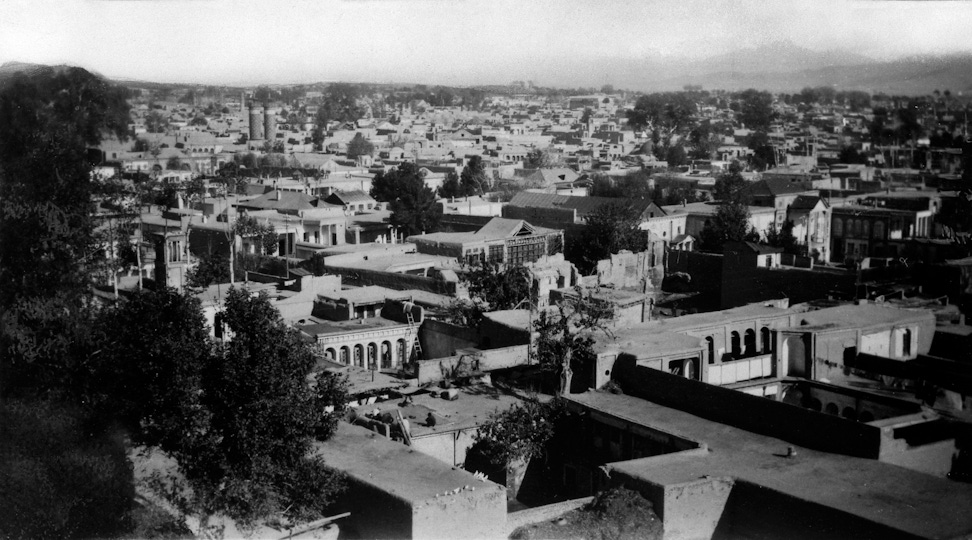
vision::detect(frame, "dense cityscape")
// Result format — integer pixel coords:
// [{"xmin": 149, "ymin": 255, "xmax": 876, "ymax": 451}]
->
[{"xmin": 4, "ymin": 2, "xmax": 972, "ymax": 540}]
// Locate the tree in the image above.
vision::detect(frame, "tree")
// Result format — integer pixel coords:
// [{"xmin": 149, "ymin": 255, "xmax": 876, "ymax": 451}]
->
[
  {"xmin": 145, "ymin": 110, "xmax": 168, "ymax": 133},
  {"xmin": 568, "ymin": 202, "xmax": 646, "ymax": 273},
  {"xmin": 186, "ymin": 252, "xmax": 231, "ymax": 288},
  {"xmin": 699, "ymin": 201, "xmax": 759, "ymax": 251},
  {"xmin": 524, "ymin": 147, "xmax": 563, "ymax": 169},
  {"xmin": 165, "ymin": 155, "xmax": 182, "ymax": 170},
  {"xmin": 747, "ymin": 131, "xmax": 776, "ymax": 170},
  {"xmin": 448, "ymin": 263, "xmax": 532, "ymax": 326},
  {"xmin": 438, "ymin": 170, "xmax": 472, "ymax": 199},
  {"xmin": 735, "ymin": 89, "xmax": 776, "ymax": 131},
  {"xmin": 765, "ymin": 219, "xmax": 799, "ymax": 255},
  {"xmin": 712, "ymin": 162, "xmax": 750, "ymax": 204},
  {"xmin": 390, "ymin": 176, "xmax": 441, "ymax": 237},
  {"xmin": 0, "ymin": 398, "xmax": 135, "ymax": 539},
  {"xmin": 312, "ymin": 83, "xmax": 362, "ymax": 151},
  {"xmin": 626, "ymin": 92, "xmax": 696, "ymax": 137},
  {"xmin": 346, "ymin": 132, "xmax": 374, "ymax": 161},
  {"xmin": 158, "ymin": 288, "xmax": 346, "ymax": 530},
  {"xmin": 0, "ymin": 66, "xmax": 131, "ymax": 396},
  {"xmin": 92, "ymin": 288, "xmax": 212, "ymax": 449},
  {"xmin": 234, "ymin": 214, "xmax": 278, "ymax": 256},
  {"xmin": 534, "ymin": 287, "xmax": 614, "ymax": 394},
  {"xmin": 460, "ymin": 155, "xmax": 490, "ymax": 196},
  {"xmin": 471, "ymin": 398, "xmax": 569, "ymax": 467}
]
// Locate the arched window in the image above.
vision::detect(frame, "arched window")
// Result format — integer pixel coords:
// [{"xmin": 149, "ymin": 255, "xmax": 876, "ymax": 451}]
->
[
  {"xmin": 340, "ymin": 347, "xmax": 349, "ymax": 364},
  {"xmin": 863, "ymin": 221, "xmax": 870, "ymax": 238},
  {"xmin": 706, "ymin": 336, "xmax": 715, "ymax": 365},
  {"xmin": 760, "ymin": 327, "xmax": 771, "ymax": 353},
  {"xmin": 381, "ymin": 341, "xmax": 392, "ymax": 369},
  {"xmin": 367, "ymin": 343, "xmax": 377, "ymax": 369},
  {"xmin": 730, "ymin": 331, "xmax": 741, "ymax": 357},
  {"xmin": 353, "ymin": 345, "xmax": 363, "ymax": 367},
  {"xmin": 744, "ymin": 329, "xmax": 757, "ymax": 356},
  {"xmin": 902, "ymin": 329, "xmax": 912, "ymax": 357},
  {"xmin": 833, "ymin": 218, "xmax": 843, "ymax": 237},
  {"xmin": 873, "ymin": 221, "xmax": 885, "ymax": 240}
]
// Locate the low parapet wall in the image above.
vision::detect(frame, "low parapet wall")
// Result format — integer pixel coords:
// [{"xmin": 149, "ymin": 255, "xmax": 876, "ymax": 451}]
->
[{"xmin": 415, "ymin": 345, "xmax": 531, "ymax": 385}]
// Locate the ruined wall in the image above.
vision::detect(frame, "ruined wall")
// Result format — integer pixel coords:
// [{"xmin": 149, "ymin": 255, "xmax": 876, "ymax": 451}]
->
[
  {"xmin": 326, "ymin": 264, "xmax": 458, "ymax": 295},
  {"xmin": 414, "ymin": 345, "xmax": 531, "ymax": 385},
  {"xmin": 595, "ymin": 249, "xmax": 664, "ymax": 290},
  {"xmin": 419, "ymin": 319, "xmax": 480, "ymax": 359}
]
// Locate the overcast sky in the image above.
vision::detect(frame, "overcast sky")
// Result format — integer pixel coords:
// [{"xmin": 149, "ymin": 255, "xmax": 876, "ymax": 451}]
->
[{"xmin": 2, "ymin": 0, "xmax": 971, "ymax": 87}]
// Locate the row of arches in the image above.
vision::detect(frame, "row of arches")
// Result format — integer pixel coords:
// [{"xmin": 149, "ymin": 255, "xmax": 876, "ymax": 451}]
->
[
  {"xmin": 834, "ymin": 218, "xmax": 885, "ymax": 240},
  {"xmin": 705, "ymin": 327, "xmax": 773, "ymax": 364},
  {"xmin": 322, "ymin": 338, "xmax": 413, "ymax": 369}
]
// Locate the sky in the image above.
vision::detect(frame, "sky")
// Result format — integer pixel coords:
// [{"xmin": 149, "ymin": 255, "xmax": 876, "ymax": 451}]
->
[{"xmin": 1, "ymin": 0, "xmax": 971, "ymax": 88}]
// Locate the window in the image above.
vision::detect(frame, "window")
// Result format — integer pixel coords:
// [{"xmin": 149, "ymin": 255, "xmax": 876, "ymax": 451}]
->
[
  {"xmin": 873, "ymin": 221, "xmax": 884, "ymax": 240},
  {"xmin": 730, "ymin": 331, "xmax": 741, "ymax": 357},
  {"xmin": 833, "ymin": 218, "xmax": 843, "ymax": 237},
  {"xmin": 706, "ymin": 336, "xmax": 715, "ymax": 364},
  {"xmin": 760, "ymin": 327, "xmax": 771, "ymax": 353},
  {"xmin": 902, "ymin": 329, "xmax": 912, "ymax": 357}
]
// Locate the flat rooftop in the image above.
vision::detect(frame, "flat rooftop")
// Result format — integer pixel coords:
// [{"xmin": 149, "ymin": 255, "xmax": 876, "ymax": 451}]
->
[
  {"xmin": 568, "ymin": 391, "xmax": 972, "ymax": 540},
  {"xmin": 299, "ymin": 317, "xmax": 408, "ymax": 337},
  {"xmin": 382, "ymin": 383, "xmax": 525, "ymax": 438},
  {"xmin": 313, "ymin": 422, "xmax": 505, "ymax": 504},
  {"xmin": 788, "ymin": 302, "xmax": 932, "ymax": 333}
]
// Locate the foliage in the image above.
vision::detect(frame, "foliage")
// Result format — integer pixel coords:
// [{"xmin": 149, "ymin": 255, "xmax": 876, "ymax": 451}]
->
[
  {"xmin": 734, "ymin": 89, "xmax": 776, "ymax": 131},
  {"xmin": 92, "ymin": 288, "xmax": 212, "ymax": 449},
  {"xmin": 626, "ymin": 92, "xmax": 697, "ymax": 136},
  {"xmin": 312, "ymin": 371, "xmax": 349, "ymax": 442},
  {"xmin": 234, "ymin": 214, "xmax": 278, "ymax": 256},
  {"xmin": 712, "ymin": 162, "xmax": 751, "ymax": 204},
  {"xmin": 765, "ymin": 220, "xmax": 800, "ymax": 255},
  {"xmin": 438, "ymin": 170, "xmax": 475, "ymax": 199},
  {"xmin": 311, "ymin": 83, "xmax": 362, "ymax": 150},
  {"xmin": 304, "ymin": 252, "xmax": 328, "ymax": 276},
  {"xmin": 0, "ymin": 66, "xmax": 131, "ymax": 396},
  {"xmin": 186, "ymin": 252, "xmax": 231, "ymax": 288},
  {"xmin": 460, "ymin": 155, "xmax": 491, "ymax": 195},
  {"xmin": 567, "ymin": 202, "xmax": 646, "ymax": 274},
  {"xmin": 372, "ymin": 163, "xmax": 442, "ymax": 236},
  {"xmin": 524, "ymin": 147, "xmax": 563, "ymax": 169},
  {"xmin": 346, "ymin": 132, "xmax": 374, "ymax": 161},
  {"xmin": 159, "ymin": 288, "xmax": 345, "ymax": 529},
  {"xmin": 699, "ymin": 201, "xmax": 759, "ymax": 251},
  {"xmin": 472, "ymin": 398, "xmax": 569, "ymax": 467},
  {"xmin": 0, "ymin": 398, "xmax": 135, "ymax": 540},
  {"xmin": 534, "ymin": 287, "xmax": 614, "ymax": 394},
  {"xmin": 145, "ymin": 111, "xmax": 168, "ymax": 133},
  {"xmin": 166, "ymin": 155, "xmax": 183, "ymax": 170},
  {"xmin": 448, "ymin": 263, "xmax": 532, "ymax": 326},
  {"xmin": 746, "ymin": 131, "xmax": 776, "ymax": 170},
  {"xmin": 838, "ymin": 145, "xmax": 867, "ymax": 164}
]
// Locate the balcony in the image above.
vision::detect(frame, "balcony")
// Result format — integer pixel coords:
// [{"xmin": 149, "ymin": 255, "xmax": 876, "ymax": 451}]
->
[{"xmin": 706, "ymin": 354, "xmax": 773, "ymax": 386}]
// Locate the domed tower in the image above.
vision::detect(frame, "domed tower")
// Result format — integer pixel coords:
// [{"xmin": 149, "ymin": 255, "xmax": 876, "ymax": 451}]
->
[
  {"xmin": 248, "ymin": 104, "xmax": 264, "ymax": 141},
  {"xmin": 263, "ymin": 102, "xmax": 276, "ymax": 142}
]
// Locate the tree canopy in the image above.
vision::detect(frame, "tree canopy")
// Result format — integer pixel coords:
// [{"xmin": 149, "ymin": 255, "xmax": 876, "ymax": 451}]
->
[
  {"xmin": 346, "ymin": 132, "xmax": 374, "ymax": 161},
  {"xmin": 371, "ymin": 163, "xmax": 442, "ymax": 237},
  {"xmin": 567, "ymin": 202, "xmax": 647, "ymax": 274}
]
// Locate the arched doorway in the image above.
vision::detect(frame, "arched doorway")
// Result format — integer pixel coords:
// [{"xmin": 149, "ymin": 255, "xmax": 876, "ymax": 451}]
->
[
  {"xmin": 397, "ymin": 339, "xmax": 407, "ymax": 364},
  {"xmin": 730, "ymin": 331, "xmax": 741, "ymax": 357},
  {"xmin": 744, "ymin": 329, "xmax": 756, "ymax": 356},
  {"xmin": 782, "ymin": 335, "xmax": 807, "ymax": 377},
  {"xmin": 381, "ymin": 341, "xmax": 392, "ymax": 369},
  {"xmin": 760, "ymin": 327, "xmax": 771, "ymax": 353},
  {"xmin": 367, "ymin": 343, "xmax": 377, "ymax": 369},
  {"xmin": 353, "ymin": 344, "xmax": 364, "ymax": 367},
  {"xmin": 325, "ymin": 348, "xmax": 336, "ymax": 362},
  {"xmin": 705, "ymin": 337, "xmax": 715, "ymax": 365},
  {"xmin": 340, "ymin": 346, "xmax": 349, "ymax": 364}
]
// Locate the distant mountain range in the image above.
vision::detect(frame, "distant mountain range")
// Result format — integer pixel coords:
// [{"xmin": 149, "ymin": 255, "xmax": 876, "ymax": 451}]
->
[
  {"xmin": 4, "ymin": 42, "xmax": 972, "ymax": 96},
  {"xmin": 592, "ymin": 42, "xmax": 972, "ymax": 95}
]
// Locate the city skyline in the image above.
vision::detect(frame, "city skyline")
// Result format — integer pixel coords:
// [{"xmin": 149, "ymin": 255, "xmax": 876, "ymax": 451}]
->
[{"xmin": 2, "ymin": 0, "xmax": 972, "ymax": 88}]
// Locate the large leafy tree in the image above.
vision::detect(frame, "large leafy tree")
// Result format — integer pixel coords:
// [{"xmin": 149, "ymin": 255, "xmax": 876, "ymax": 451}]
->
[
  {"xmin": 734, "ymin": 89, "xmax": 776, "ymax": 131},
  {"xmin": 92, "ymin": 288, "xmax": 212, "ymax": 450},
  {"xmin": 311, "ymin": 83, "xmax": 362, "ymax": 151},
  {"xmin": 346, "ymin": 132, "xmax": 374, "ymax": 161},
  {"xmin": 448, "ymin": 263, "xmax": 532, "ymax": 326},
  {"xmin": 163, "ymin": 288, "xmax": 346, "ymax": 529},
  {"xmin": 626, "ymin": 92, "xmax": 697, "ymax": 137},
  {"xmin": 534, "ymin": 287, "xmax": 614, "ymax": 395},
  {"xmin": 460, "ymin": 155, "xmax": 491, "ymax": 196},
  {"xmin": 371, "ymin": 163, "xmax": 442, "ymax": 236},
  {"xmin": 0, "ymin": 66, "xmax": 131, "ymax": 395},
  {"xmin": 568, "ymin": 202, "xmax": 647, "ymax": 274}
]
